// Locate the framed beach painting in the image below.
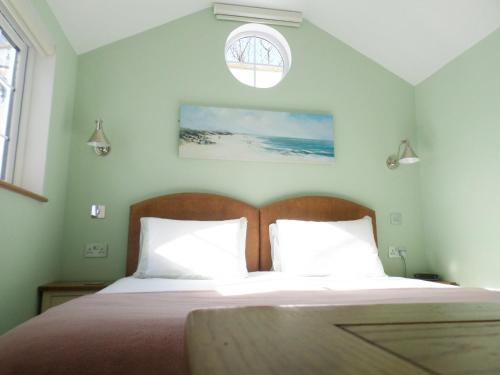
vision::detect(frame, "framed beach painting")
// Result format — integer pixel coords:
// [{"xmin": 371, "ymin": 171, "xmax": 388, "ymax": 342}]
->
[{"xmin": 179, "ymin": 105, "xmax": 334, "ymax": 164}]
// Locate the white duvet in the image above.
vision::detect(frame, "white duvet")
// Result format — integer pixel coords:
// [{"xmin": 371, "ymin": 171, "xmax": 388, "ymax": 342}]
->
[{"xmin": 100, "ymin": 272, "xmax": 455, "ymax": 296}]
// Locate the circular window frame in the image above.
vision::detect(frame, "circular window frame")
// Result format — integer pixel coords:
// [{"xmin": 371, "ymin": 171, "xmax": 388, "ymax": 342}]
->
[{"xmin": 224, "ymin": 24, "xmax": 292, "ymax": 88}]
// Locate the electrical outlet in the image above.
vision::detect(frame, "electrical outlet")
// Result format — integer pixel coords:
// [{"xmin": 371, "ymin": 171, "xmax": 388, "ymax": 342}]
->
[
  {"xmin": 84, "ymin": 243, "xmax": 108, "ymax": 258},
  {"xmin": 389, "ymin": 246, "xmax": 407, "ymax": 258},
  {"xmin": 388, "ymin": 246, "xmax": 399, "ymax": 258}
]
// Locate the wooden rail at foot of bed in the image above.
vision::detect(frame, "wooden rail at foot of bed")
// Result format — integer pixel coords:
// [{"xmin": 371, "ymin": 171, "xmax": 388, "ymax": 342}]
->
[{"xmin": 186, "ymin": 302, "xmax": 500, "ymax": 375}]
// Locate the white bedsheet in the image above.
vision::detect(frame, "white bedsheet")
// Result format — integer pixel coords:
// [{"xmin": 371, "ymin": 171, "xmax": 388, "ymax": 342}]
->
[{"xmin": 99, "ymin": 272, "xmax": 455, "ymax": 296}]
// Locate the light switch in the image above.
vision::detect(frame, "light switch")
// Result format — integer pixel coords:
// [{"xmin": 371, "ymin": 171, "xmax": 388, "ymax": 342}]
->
[
  {"xmin": 90, "ymin": 204, "xmax": 106, "ymax": 219},
  {"xmin": 390, "ymin": 212, "xmax": 402, "ymax": 225}
]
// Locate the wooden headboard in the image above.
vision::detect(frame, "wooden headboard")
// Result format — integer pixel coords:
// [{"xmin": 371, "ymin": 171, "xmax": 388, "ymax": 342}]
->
[
  {"xmin": 126, "ymin": 193, "xmax": 376, "ymax": 274},
  {"xmin": 126, "ymin": 193, "xmax": 260, "ymax": 276},
  {"xmin": 259, "ymin": 196, "xmax": 377, "ymax": 271}
]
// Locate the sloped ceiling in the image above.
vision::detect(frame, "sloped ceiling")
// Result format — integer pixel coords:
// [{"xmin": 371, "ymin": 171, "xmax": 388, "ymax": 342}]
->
[{"xmin": 46, "ymin": 0, "xmax": 500, "ymax": 85}]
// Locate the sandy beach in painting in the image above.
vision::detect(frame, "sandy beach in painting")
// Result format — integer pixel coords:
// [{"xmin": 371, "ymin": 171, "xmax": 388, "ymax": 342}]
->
[
  {"xmin": 179, "ymin": 129, "xmax": 333, "ymax": 164},
  {"xmin": 178, "ymin": 105, "xmax": 334, "ymax": 164}
]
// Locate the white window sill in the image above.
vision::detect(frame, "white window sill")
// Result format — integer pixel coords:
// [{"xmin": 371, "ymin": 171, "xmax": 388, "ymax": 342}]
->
[{"xmin": 0, "ymin": 179, "xmax": 48, "ymax": 202}]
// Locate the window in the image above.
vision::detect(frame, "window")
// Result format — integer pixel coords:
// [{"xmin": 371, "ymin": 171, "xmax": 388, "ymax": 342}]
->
[
  {"xmin": 0, "ymin": 10, "xmax": 27, "ymax": 181},
  {"xmin": 225, "ymin": 24, "xmax": 291, "ymax": 88},
  {"xmin": 0, "ymin": 0, "xmax": 56, "ymax": 197}
]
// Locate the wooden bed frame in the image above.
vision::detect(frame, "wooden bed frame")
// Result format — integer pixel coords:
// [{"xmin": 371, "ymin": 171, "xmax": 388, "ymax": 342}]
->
[
  {"xmin": 126, "ymin": 192, "xmax": 376, "ymax": 276},
  {"xmin": 6, "ymin": 195, "xmax": 500, "ymax": 375}
]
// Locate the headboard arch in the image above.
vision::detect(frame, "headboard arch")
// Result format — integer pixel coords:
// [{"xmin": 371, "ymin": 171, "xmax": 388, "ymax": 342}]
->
[
  {"xmin": 126, "ymin": 193, "xmax": 260, "ymax": 276},
  {"xmin": 259, "ymin": 196, "xmax": 377, "ymax": 271}
]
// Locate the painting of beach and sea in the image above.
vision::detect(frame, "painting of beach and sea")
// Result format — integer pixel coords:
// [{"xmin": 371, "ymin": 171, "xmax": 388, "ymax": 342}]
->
[{"xmin": 179, "ymin": 105, "xmax": 334, "ymax": 164}]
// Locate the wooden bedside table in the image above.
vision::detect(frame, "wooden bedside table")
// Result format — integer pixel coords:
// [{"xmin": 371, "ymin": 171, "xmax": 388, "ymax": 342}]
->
[{"xmin": 38, "ymin": 281, "xmax": 111, "ymax": 313}]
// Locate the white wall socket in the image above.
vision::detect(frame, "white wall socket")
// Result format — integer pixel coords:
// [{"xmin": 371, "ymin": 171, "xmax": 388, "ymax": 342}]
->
[
  {"xmin": 84, "ymin": 243, "xmax": 108, "ymax": 258},
  {"xmin": 389, "ymin": 246, "xmax": 401, "ymax": 258}
]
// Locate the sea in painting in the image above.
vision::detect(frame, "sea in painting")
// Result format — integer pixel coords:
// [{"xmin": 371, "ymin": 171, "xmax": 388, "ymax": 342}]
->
[{"xmin": 179, "ymin": 105, "xmax": 334, "ymax": 164}]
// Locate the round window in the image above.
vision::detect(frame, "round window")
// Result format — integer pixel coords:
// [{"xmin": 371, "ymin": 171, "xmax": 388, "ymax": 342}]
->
[{"xmin": 225, "ymin": 24, "xmax": 291, "ymax": 88}]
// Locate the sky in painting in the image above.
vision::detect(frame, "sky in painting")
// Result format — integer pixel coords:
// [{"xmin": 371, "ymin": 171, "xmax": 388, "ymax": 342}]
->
[{"xmin": 180, "ymin": 105, "xmax": 333, "ymax": 140}]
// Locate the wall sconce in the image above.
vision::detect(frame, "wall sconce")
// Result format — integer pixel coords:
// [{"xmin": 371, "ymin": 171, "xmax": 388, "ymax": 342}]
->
[
  {"xmin": 386, "ymin": 139, "xmax": 419, "ymax": 169},
  {"xmin": 87, "ymin": 119, "xmax": 111, "ymax": 156}
]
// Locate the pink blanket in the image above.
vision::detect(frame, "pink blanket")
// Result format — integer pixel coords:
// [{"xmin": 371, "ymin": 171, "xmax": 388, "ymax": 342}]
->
[{"xmin": 1, "ymin": 287, "xmax": 499, "ymax": 374}]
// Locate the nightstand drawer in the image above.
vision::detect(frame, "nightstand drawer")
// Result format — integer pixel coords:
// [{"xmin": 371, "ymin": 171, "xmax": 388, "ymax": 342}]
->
[
  {"xmin": 40, "ymin": 290, "xmax": 94, "ymax": 313},
  {"xmin": 38, "ymin": 281, "xmax": 110, "ymax": 313}
]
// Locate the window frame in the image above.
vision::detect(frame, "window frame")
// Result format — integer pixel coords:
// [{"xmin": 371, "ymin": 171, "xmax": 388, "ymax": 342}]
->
[
  {"xmin": 0, "ymin": 0, "xmax": 56, "ymax": 199},
  {"xmin": 226, "ymin": 30, "xmax": 290, "ymax": 74},
  {"xmin": 0, "ymin": 8, "xmax": 29, "ymax": 182},
  {"xmin": 225, "ymin": 24, "xmax": 292, "ymax": 88}
]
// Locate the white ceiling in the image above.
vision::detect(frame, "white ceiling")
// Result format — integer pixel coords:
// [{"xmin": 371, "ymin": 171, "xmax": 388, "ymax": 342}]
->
[{"xmin": 47, "ymin": 0, "xmax": 500, "ymax": 85}]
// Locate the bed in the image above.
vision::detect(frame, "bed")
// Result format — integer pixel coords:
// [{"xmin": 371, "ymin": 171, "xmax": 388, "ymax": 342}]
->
[{"xmin": 1, "ymin": 193, "xmax": 499, "ymax": 375}]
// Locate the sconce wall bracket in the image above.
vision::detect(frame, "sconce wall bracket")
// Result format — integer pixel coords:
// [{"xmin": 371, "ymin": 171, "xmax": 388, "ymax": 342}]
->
[
  {"xmin": 386, "ymin": 155, "xmax": 399, "ymax": 170},
  {"xmin": 386, "ymin": 139, "xmax": 419, "ymax": 170}
]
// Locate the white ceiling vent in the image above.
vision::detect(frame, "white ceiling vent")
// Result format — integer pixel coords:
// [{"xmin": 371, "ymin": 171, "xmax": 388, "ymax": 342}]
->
[{"xmin": 213, "ymin": 3, "xmax": 302, "ymax": 27}]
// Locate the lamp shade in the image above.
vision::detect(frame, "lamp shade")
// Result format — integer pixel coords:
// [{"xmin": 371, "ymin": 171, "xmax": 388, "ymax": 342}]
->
[
  {"xmin": 87, "ymin": 119, "xmax": 110, "ymax": 147},
  {"xmin": 399, "ymin": 140, "xmax": 419, "ymax": 164}
]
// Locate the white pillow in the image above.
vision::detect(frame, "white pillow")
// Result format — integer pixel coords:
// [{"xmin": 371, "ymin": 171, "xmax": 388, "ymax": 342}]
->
[
  {"xmin": 269, "ymin": 223, "xmax": 281, "ymax": 271},
  {"xmin": 134, "ymin": 217, "xmax": 248, "ymax": 280},
  {"xmin": 274, "ymin": 216, "xmax": 386, "ymax": 278}
]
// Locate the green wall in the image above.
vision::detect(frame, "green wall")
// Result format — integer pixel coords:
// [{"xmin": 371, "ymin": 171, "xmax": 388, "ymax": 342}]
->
[
  {"xmin": 3, "ymin": 1, "xmax": 499, "ymax": 337},
  {"xmin": 61, "ymin": 9, "xmax": 428, "ymax": 281},
  {"xmin": 0, "ymin": 1, "xmax": 77, "ymax": 333},
  {"xmin": 416, "ymin": 28, "xmax": 500, "ymax": 288}
]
